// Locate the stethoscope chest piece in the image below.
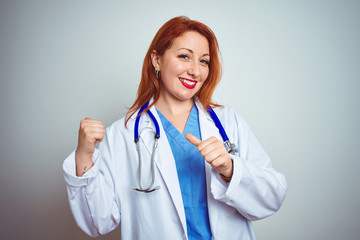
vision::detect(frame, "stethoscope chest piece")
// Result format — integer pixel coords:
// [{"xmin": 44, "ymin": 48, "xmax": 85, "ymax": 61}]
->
[{"xmin": 224, "ymin": 140, "xmax": 239, "ymax": 155}]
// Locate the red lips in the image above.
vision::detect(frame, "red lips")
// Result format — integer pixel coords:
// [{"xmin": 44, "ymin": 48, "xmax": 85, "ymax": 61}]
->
[{"xmin": 179, "ymin": 78, "xmax": 197, "ymax": 89}]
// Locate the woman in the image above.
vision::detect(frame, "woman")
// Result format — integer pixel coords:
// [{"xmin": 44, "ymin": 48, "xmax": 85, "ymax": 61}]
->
[{"xmin": 63, "ymin": 16, "xmax": 287, "ymax": 240}]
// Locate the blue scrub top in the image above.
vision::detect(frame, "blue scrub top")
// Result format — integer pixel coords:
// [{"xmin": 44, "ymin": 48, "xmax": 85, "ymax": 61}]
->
[{"xmin": 156, "ymin": 105, "xmax": 211, "ymax": 240}]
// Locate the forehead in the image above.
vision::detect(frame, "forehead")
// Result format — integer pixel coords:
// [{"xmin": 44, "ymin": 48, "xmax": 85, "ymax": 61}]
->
[{"xmin": 170, "ymin": 31, "xmax": 209, "ymax": 54}]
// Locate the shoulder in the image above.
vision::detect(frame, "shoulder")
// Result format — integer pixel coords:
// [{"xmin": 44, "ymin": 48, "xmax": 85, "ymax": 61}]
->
[
  {"xmin": 107, "ymin": 117, "xmax": 125, "ymax": 131},
  {"xmin": 211, "ymin": 105, "xmax": 238, "ymax": 121},
  {"xmin": 104, "ymin": 116, "xmax": 133, "ymax": 138},
  {"xmin": 211, "ymin": 105, "xmax": 249, "ymax": 131},
  {"xmin": 211, "ymin": 105, "xmax": 236, "ymax": 117}
]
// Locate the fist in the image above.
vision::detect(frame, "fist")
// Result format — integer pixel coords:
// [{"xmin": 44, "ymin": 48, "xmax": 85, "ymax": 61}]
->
[
  {"xmin": 76, "ymin": 117, "xmax": 105, "ymax": 157},
  {"xmin": 185, "ymin": 133, "xmax": 233, "ymax": 179}
]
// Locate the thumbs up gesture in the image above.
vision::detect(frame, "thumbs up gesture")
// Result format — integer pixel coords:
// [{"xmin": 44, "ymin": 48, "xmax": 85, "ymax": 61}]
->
[{"xmin": 185, "ymin": 133, "xmax": 233, "ymax": 180}]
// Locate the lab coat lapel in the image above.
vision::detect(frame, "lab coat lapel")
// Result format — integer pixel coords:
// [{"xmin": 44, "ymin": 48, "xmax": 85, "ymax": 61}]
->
[
  {"xmin": 196, "ymin": 101, "xmax": 222, "ymax": 235},
  {"xmin": 136, "ymin": 104, "xmax": 188, "ymax": 236}
]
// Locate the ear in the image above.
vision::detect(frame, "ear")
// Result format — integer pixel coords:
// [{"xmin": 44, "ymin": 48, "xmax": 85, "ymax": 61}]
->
[{"xmin": 151, "ymin": 50, "xmax": 161, "ymax": 71}]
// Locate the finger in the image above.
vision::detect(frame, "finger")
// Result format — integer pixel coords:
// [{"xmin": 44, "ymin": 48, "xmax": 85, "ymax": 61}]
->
[
  {"xmin": 212, "ymin": 157, "xmax": 233, "ymax": 177},
  {"xmin": 203, "ymin": 148, "xmax": 224, "ymax": 163},
  {"xmin": 95, "ymin": 132, "xmax": 104, "ymax": 143},
  {"xmin": 185, "ymin": 133, "xmax": 202, "ymax": 146},
  {"xmin": 80, "ymin": 118, "xmax": 102, "ymax": 124},
  {"xmin": 90, "ymin": 128, "xmax": 105, "ymax": 134},
  {"xmin": 80, "ymin": 126, "xmax": 105, "ymax": 136},
  {"xmin": 209, "ymin": 153, "xmax": 231, "ymax": 168},
  {"xmin": 197, "ymin": 136, "xmax": 218, "ymax": 152},
  {"xmin": 80, "ymin": 120, "xmax": 104, "ymax": 130},
  {"xmin": 81, "ymin": 124, "xmax": 104, "ymax": 131},
  {"xmin": 86, "ymin": 132, "xmax": 104, "ymax": 143}
]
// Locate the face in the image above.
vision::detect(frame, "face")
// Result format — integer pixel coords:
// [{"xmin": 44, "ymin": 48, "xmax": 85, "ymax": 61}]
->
[{"xmin": 152, "ymin": 31, "xmax": 210, "ymax": 103}]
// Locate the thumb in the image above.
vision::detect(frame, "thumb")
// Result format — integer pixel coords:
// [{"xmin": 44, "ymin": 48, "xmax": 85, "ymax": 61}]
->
[{"xmin": 185, "ymin": 133, "xmax": 202, "ymax": 146}]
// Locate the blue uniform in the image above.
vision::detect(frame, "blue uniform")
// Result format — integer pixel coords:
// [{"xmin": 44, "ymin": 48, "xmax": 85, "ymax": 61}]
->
[{"xmin": 156, "ymin": 105, "xmax": 211, "ymax": 240}]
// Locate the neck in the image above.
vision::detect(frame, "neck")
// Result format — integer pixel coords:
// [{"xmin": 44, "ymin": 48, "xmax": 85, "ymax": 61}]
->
[{"xmin": 155, "ymin": 95, "xmax": 194, "ymax": 117}]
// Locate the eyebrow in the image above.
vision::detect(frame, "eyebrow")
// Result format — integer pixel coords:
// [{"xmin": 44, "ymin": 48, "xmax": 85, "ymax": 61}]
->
[{"xmin": 177, "ymin": 48, "xmax": 210, "ymax": 57}]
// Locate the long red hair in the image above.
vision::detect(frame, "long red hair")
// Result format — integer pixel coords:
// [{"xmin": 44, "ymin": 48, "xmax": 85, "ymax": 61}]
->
[{"xmin": 125, "ymin": 16, "xmax": 222, "ymax": 125}]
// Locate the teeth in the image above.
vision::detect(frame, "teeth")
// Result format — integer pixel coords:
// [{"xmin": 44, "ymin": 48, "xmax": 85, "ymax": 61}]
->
[{"xmin": 179, "ymin": 78, "xmax": 196, "ymax": 86}]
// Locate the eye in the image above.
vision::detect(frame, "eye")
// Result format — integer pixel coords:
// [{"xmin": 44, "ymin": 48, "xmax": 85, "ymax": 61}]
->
[
  {"xmin": 178, "ymin": 54, "xmax": 190, "ymax": 60},
  {"xmin": 200, "ymin": 59, "xmax": 210, "ymax": 66}
]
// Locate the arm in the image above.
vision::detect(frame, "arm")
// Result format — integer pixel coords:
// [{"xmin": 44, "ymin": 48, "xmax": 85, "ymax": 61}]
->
[
  {"xmin": 209, "ymin": 112, "xmax": 288, "ymax": 221},
  {"xmin": 75, "ymin": 118, "xmax": 104, "ymax": 177},
  {"xmin": 63, "ymin": 119, "xmax": 121, "ymax": 237}
]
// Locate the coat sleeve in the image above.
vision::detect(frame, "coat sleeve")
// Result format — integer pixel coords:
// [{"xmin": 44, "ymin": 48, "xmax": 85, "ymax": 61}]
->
[
  {"xmin": 210, "ymin": 108, "xmax": 288, "ymax": 221},
  {"xmin": 63, "ymin": 126, "xmax": 121, "ymax": 237}
]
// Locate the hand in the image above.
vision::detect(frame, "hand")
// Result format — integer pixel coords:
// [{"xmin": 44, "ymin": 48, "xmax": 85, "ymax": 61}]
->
[
  {"xmin": 185, "ymin": 133, "xmax": 233, "ymax": 179},
  {"xmin": 75, "ymin": 118, "xmax": 105, "ymax": 176},
  {"xmin": 76, "ymin": 118, "xmax": 105, "ymax": 156}
]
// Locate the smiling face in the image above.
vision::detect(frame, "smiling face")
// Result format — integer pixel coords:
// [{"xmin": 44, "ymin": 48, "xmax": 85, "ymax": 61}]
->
[{"xmin": 151, "ymin": 31, "xmax": 210, "ymax": 104}]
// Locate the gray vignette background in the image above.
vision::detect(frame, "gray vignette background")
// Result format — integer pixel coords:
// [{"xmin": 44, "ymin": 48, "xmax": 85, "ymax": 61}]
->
[{"xmin": 1, "ymin": 0, "xmax": 359, "ymax": 239}]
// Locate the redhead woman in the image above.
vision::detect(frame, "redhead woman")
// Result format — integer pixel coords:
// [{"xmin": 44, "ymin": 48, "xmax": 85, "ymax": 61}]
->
[{"xmin": 63, "ymin": 16, "xmax": 287, "ymax": 240}]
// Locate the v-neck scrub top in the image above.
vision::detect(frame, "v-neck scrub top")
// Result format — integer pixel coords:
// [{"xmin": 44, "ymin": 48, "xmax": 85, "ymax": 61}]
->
[{"xmin": 156, "ymin": 105, "xmax": 211, "ymax": 240}]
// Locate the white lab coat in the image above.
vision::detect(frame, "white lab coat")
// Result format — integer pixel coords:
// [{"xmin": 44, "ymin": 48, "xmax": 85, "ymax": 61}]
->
[{"xmin": 63, "ymin": 100, "xmax": 287, "ymax": 240}]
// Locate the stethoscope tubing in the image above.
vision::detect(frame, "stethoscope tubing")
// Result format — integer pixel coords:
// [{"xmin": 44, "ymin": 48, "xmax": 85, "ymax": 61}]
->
[
  {"xmin": 133, "ymin": 101, "xmax": 160, "ymax": 193},
  {"xmin": 134, "ymin": 102, "xmax": 160, "ymax": 143},
  {"xmin": 132, "ymin": 102, "xmax": 238, "ymax": 193}
]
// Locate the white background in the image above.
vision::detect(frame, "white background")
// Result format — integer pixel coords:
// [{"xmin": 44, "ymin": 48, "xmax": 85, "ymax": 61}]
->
[{"xmin": 1, "ymin": 0, "xmax": 359, "ymax": 239}]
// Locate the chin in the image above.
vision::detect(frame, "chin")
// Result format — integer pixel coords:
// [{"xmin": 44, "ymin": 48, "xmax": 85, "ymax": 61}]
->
[{"xmin": 174, "ymin": 93, "xmax": 196, "ymax": 102}]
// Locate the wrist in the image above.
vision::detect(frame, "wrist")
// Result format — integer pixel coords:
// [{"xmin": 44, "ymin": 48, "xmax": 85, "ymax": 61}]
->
[
  {"xmin": 75, "ymin": 148, "xmax": 94, "ymax": 176},
  {"xmin": 75, "ymin": 147, "xmax": 94, "ymax": 159},
  {"xmin": 220, "ymin": 159, "xmax": 233, "ymax": 183},
  {"xmin": 220, "ymin": 173, "xmax": 232, "ymax": 183}
]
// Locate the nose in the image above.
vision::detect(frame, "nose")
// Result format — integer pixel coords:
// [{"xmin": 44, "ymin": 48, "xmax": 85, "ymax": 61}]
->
[{"xmin": 187, "ymin": 61, "xmax": 200, "ymax": 79}]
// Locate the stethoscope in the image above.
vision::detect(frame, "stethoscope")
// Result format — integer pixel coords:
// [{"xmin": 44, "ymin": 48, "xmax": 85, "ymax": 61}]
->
[{"xmin": 132, "ymin": 101, "xmax": 238, "ymax": 193}]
